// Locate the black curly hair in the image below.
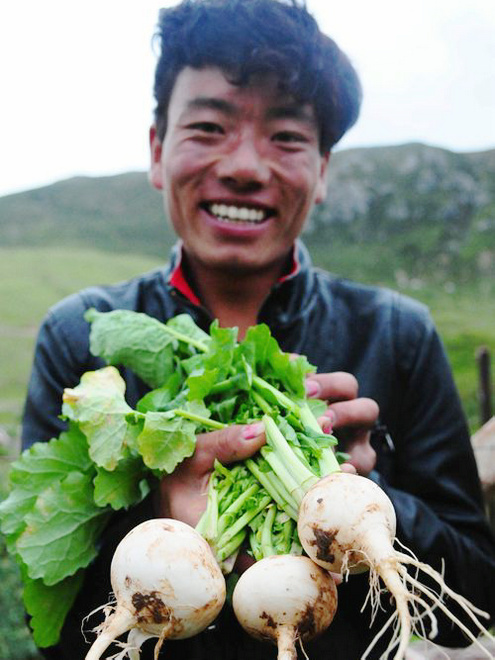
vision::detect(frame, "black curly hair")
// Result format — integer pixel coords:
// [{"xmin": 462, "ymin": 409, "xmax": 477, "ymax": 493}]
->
[{"xmin": 152, "ymin": 0, "xmax": 362, "ymax": 153}]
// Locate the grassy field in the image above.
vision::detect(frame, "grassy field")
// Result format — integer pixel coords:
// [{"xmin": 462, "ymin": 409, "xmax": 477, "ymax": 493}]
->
[
  {"xmin": 0, "ymin": 247, "xmax": 162, "ymax": 439},
  {"xmin": 0, "ymin": 247, "xmax": 165, "ymax": 659},
  {"xmin": 0, "ymin": 246, "xmax": 494, "ymax": 659}
]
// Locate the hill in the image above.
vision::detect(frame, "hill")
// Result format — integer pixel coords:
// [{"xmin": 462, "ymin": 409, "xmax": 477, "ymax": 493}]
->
[
  {"xmin": 0, "ymin": 173, "xmax": 175, "ymax": 257},
  {"xmin": 307, "ymin": 143, "xmax": 495, "ymax": 285},
  {"xmin": 2, "ymin": 143, "xmax": 495, "ymax": 660},
  {"xmin": 1, "ymin": 143, "xmax": 494, "ymax": 286}
]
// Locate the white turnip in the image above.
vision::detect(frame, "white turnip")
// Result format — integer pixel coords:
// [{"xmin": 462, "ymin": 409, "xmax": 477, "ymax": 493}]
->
[
  {"xmin": 232, "ymin": 554, "xmax": 338, "ymax": 660},
  {"xmin": 297, "ymin": 472, "xmax": 495, "ymax": 660},
  {"xmin": 84, "ymin": 518, "xmax": 226, "ymax": 660}
]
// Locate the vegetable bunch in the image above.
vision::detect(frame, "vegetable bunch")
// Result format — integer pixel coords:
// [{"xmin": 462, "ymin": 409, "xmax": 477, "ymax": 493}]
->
[{"xmin": 0, "ymin": 309, "xmax": 345, "ymax": 647}]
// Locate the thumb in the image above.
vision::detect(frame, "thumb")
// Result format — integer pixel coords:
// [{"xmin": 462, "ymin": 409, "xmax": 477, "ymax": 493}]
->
[{"xmin": 188, "ymin": 422, "xmax": 266, "ymax": 475}]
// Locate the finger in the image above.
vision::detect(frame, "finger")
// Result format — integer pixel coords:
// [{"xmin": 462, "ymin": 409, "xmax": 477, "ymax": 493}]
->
[
  {"xmin": 305, "ymin": 372, "xmax": 358, "ymax": 401},
  {"xmin": 327, "ymin": 397, "xmax": 379, "ymax": 430},
  {"xmin": 186, "ymin": 423, "xmax": 266, "ymax": 475},
  {"xmin": 345, "ymin": 431, "xmax": 377, "ymax": 477},
  {"xmin": 316, "ymin": 415, "xmax": 334, "ymax": 434}
]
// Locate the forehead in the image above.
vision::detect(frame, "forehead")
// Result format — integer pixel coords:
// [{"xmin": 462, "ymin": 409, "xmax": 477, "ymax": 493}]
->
[{"xmin": 167, "ymin": 66, "xmax": 317, "ymax": 124}]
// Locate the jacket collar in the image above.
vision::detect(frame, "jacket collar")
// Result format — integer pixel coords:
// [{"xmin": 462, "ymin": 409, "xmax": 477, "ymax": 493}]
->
[{"xmin": 166, "ymin": 239, "xmax": 316, "ymax": 329}]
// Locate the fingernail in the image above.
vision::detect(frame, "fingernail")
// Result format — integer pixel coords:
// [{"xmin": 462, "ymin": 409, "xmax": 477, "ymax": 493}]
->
[
  {"xmin": 305, "ymin": 379, "xmax": 321, "ymax": 398},
  {"xmin": 320, "ymin": 416, "xmax": 334, "ymax": 434},
  {"xmin": 242, "ymin": 422, "xmax": 265, "ymax": 440}
]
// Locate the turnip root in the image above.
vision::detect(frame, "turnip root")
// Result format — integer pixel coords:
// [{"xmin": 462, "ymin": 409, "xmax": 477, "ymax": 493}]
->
[
  {"xmin": 84, "ymin": 518, "xmax": 226, "ymax": 660},
  {"xmin": 232, "ymin": 554, "xmax": 338, "ymax": 660},
  {"xmin": 298, "ymin": 472, "xmax": 495, "ymax": 660}
]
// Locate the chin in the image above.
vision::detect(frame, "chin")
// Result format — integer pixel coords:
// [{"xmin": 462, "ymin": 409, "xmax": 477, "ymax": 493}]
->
[{"xmin": 210, "ymin": 257, "xmax": 262, "ymax": 275}]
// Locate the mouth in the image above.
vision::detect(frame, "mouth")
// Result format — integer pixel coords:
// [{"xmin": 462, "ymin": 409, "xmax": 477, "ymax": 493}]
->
[{"xmin": 202, "ymin": 202, "xmax": 274, "ymax": 225}]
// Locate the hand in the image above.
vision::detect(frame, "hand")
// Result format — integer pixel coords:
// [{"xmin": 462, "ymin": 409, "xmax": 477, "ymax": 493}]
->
[
  {"xmin": 158, "ymin": 423, "xmax": 265, "ymax": 527},
  {"xmin": 306, "ymin": 372, "xmax": 379, "ymax": 477}
]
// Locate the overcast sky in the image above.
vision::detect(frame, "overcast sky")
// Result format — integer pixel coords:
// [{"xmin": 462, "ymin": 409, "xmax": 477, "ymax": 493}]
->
[{"xmin": 1, "ymin": 0, "xmax": 494, "ymax": 198}]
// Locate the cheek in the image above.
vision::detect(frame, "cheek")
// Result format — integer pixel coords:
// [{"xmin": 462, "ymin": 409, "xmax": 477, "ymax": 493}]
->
[
  {"xmin": 165, "ymin": 149, "xmax": 217, "ymax": 197},
  {"xmin": 276, "ymin": 156, "xmax": 324, "ymax": 200}
]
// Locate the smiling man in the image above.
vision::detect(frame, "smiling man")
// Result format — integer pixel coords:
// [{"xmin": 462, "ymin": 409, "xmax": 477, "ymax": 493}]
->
[
  {"xmin": 21, "ymin": 0, "xmax": 495, "ymax": 659},
  {"xmin": 150, "ymin": 66, "xmax": 329, "ymax": 334}
]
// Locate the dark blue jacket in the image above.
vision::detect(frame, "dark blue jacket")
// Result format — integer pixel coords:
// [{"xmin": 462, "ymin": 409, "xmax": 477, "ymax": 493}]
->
[{"xmin": 22, "ymin": 242, "xmax": 495, "ymax": 659}]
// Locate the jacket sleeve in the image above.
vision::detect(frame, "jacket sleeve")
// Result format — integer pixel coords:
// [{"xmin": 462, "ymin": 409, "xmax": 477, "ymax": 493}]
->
[
  {"xmin": 373, "ymin": 300, "xmax": 495, "ymax": 646},
  {"xmin": 21, "ymin": 294, "xmax": 99, "ymax": 448}
]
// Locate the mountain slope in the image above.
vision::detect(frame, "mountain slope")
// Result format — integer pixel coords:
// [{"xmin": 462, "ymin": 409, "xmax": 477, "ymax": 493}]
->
[{"xmin": 1, "ymin": 143, "xmax": 494, "ymax": 284}]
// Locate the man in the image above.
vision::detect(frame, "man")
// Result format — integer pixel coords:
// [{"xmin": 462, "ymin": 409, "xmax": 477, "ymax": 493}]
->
[{"xmin": 22, "ymin": 0, "xmax": 495, "ymax": 658}]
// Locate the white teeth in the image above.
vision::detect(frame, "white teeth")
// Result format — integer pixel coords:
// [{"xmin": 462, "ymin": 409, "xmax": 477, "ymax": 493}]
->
[{"xmin": 209, "ymin": 203, "xmax": 267, "ymax": 224}]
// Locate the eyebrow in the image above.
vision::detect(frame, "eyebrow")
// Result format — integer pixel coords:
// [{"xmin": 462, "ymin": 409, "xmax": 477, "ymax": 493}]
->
[
  {"xmin": 185, "ymin": 97, "xmax": 316, "ymax": 125},
  {"xmin": 266, "ymin": 105, "xmax": 317, "ymax": 126},
  {"xmin": 186, "ymin": 97, "xmax": 237, "ymax": 115}
]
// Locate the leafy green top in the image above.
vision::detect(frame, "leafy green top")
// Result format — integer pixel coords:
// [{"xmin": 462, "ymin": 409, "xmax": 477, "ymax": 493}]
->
[{"xmin": 0, "ymin": 309, "xmax": 342, "ymax": 647}]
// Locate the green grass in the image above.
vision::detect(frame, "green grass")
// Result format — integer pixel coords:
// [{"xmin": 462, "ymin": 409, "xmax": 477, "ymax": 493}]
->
[
  {"xmin": 0, "ymin": 247, "xmax": 162, "ymax": 660},
  {"xmin": 0, "ymin": 247, "xmax": 161, "ymax": 439},
  {"xmin": 0, "ymin": 245, "xmax": 494, "ymax": 658},
  {"xmin": 400, "ymin": 284, "xmax": 495, "ymax": 430}
]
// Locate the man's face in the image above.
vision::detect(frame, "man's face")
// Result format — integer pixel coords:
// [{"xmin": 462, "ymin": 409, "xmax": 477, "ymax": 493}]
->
[{"xmin": 150, "ymin": 66, "xmax": 329, "ymax": 275}]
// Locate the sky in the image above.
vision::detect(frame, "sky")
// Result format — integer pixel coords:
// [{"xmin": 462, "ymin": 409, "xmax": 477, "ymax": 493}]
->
[{"xmin": 1, "ymin": 0, "xmax": 494, "ymax": 198}]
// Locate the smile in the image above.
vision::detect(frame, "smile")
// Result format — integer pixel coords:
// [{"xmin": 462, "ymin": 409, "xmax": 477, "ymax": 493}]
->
[{"xmin": 205, "ymin": 203, "xmax": 270, "ymax": 224}]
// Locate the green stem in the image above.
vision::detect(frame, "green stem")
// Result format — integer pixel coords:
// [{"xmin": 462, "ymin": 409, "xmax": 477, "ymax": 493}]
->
[
  {"xmin": 252, "ymin": 376, "xmax": 299, "ymax": 414},
  {"xmin": 160, "ymin": 325, "xmax": 209, "ymax": 353},
  {"xmin": 209, "ymin": 373, "xmax": 247, "ymax": 396},
  {"xmin": 251, "ymin": 390, "xmax": 273, "ymax": 415},
  {"xmin": 263, "ymin": 415, "xmax": 319, "ymax": 496},
  {"xmin": 217, "ymin": 483, "xmax": 260, "ymax": 536},
  {"xmin": 261, "ymin": 447, "xmax": 310, "ymax": 508},
  {"xmin": 196, "ymin": 476, "xmax": 219, "ymax": 541},
  {"xmin": 170, "ymin": 408, "xmax": 226, "ymax": 429},
  {"xmin": 299, "ymin": 402, "xmax": 341, "ymax": 474},
  {"xmin": 260, "ymin": 505, "xmax": 277, "ymax": 556},
  {"xmin": 298, "ymin": 401, "xmax": 322, "ymax": 432},
  {"xmin": 216, "ymin": 529, "xmax": 247, "ymax": 563},
  {"xmin": 245, "ymin": 458, "xmax": 299, "ymax": 519},
  {"xmin": 216, "ymin": 494, "xmax": 272, "ymax": 550},
  {"xmin": 281, "ymin": 519, "xmax": 295, "ymax": 555}
]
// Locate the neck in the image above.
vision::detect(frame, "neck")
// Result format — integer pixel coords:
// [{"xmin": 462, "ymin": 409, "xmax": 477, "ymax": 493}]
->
[{"xmin": 186, "ymin": 255, "xmax": 291, "ymax": 338}]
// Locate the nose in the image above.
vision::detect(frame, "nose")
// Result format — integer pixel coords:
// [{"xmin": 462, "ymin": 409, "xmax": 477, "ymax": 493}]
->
[{"xmin": 216, "ymin": 135, "xmax": 270, "ymax": 190}]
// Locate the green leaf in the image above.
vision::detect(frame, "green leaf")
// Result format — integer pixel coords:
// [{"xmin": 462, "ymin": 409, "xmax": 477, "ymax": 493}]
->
[
  {"xmin": 137, "ymin": 412, "xmax": 197, "ymax": 472},
  {"xmin": 241, "ymin": 323, "xmax": 315, "ymax": 396},
  {"xmin": 166, "ymin": 313, "xmax": 211, "ymax": 348},
  {"xmin": 94, "ymin": 459, "xmax": 152, "ymax": 510},
  {"xmin": 0, "ymin": 425, "xmax": 92, "ymax": 537},
  {"xmin": 23, "ymin": 570, "xmax": 85, "ymax": 648},
  {"xmin": 203, "ymin": 323, "xmax": 238, "ymax": 376},
  {"xmin": 16, "ymin": 471, "xmax": 111, "ymax": 585},
  {"xmin": 85, "ymin": 308, "xmax": 177, "ymax": 388},
  {"xmin": 305, "ymin": 397, "xmax": 327, "ymax": 418},
  {"xmin": 9, "ymin": 425, "xmax": 92, "ymax": 488},
  {"xmin": 136, "ymin": 372, "xmax": 183, "ymax": 412},
  {"xmin": 62, "ymin": 366, "xmax": 135, "ymax": 470},
  {"xmin": 241, "ymin": 323, "xmax": 273, "ymax": 368},
  {"xmin": 269, "ymin": 351, "xmax": 315, "ymax": 397},
  {"xmin": 0, "ymin": 487, "xmax": 37, "ymax": 539},
  {"xmin": 187, "ymin": 368, "xmax": 219, "ymax": 400},
  {"xmin": 213, "ymin": 396, "xmax": 239, "ymax": 424}
]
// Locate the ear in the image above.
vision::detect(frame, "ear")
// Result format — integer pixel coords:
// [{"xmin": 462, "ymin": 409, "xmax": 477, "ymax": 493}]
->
[
  {"xmin": 314, "ymin": 151, "xmax": 331, "ymax": 205},
  {"xmin": 149, "ymin": 125, "xmax": 164, "ymax": 191}
]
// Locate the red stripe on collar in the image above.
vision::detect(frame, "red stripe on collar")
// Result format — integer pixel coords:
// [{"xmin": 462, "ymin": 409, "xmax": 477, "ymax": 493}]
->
[
  {"xmin": 279, "ymin": 245, "xmax": 301, "ymax": 283},
  {"xmin": 169, "ymin": 250, "xmax": 202, "ymax": 306},
  {"xmin": 169, "ymin": 244, "xmax": 300, "ymax": 305}
]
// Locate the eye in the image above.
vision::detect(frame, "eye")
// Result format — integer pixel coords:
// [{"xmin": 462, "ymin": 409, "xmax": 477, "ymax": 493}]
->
[
  {"xmin": 187, "ymin": 121, "xmax": 224, "ymax": 134},
  {"xmin": 272, "ymin": 131, "xmax": 309, "ymax": 146}
]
